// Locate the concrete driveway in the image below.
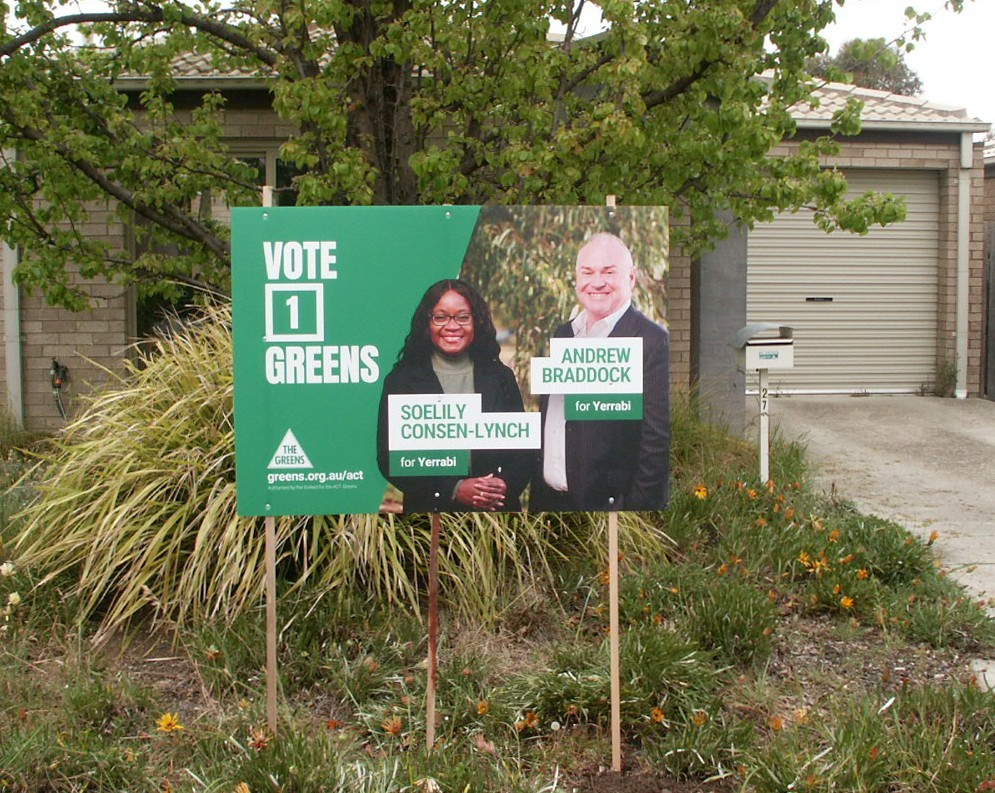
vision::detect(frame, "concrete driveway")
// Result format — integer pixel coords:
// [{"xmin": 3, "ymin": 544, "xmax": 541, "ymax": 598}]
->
[{"xmin": 762, "ymin": 395, "xmax": 995, "ymax": 601}]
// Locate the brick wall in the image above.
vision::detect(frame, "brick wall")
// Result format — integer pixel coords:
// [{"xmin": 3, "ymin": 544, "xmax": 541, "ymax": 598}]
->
[{"xmin": 13, "ymin": 200, "xmax": 133, "ymax": 432}]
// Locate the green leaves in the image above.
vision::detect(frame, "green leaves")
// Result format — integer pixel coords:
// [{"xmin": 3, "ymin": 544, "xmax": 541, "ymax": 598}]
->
[{"xmin": 0, "ymin": 0, "xmax": 954, "ymax": 309}]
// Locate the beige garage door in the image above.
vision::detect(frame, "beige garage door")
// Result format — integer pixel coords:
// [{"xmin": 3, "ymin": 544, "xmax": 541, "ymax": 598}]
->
[{"xmin": 747, "ymin": 169, "xmax": 939, "ymax": 393}]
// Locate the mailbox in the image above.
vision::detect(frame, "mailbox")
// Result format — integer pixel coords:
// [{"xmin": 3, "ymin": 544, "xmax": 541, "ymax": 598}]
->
[
  {"xmin": 731, "ymin": 324, "xmax": 794, "ymax": 372},
  {"xmin": 730, "ymin": 324, "xmax": 794, "ymax": 484}
]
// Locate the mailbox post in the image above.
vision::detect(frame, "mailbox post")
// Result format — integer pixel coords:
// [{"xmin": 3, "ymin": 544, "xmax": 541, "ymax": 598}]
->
[{"xmin": 731, "ymin": 324, "xmax": 794, "ymax": 483}]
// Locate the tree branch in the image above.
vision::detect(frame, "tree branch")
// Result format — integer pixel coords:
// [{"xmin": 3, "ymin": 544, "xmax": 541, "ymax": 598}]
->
[{"xmin": 1, "ymin": 7, "xmax": 279, "ymax": 67}]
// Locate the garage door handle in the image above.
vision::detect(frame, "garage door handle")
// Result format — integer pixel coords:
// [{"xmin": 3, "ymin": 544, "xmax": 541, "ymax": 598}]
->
[{"xmin": 805, "ymin": 297, "xmax": 833, "ymax": 302}]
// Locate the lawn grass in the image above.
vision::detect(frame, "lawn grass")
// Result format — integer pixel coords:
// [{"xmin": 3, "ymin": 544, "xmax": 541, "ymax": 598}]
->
[{"xmin": 2, "ymin": 394, "xmax": 995, "ymax": 792}]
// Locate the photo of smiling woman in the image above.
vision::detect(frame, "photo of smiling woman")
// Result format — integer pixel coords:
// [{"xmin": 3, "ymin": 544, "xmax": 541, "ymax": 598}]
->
[{"xmin": 376, "ymin": 279, "xmax": 532, "ymax": 514}]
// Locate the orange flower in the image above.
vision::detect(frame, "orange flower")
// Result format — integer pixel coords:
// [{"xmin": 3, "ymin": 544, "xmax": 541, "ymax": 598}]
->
[
  {"xmin": 798, "ymin": 551, "xmax": 811, "ymax": 566},
  {"xmin": 833, "ymin": 584, "xmax": 842, "ymax": 595},
  {"xmin": 598, "ymin": 570, "xmax": 610, "ymax": 586},
  {"xmin": 840, "ymin": 596, "xmax": 855, "ymax": 610},
  {"xmin": 746, "ymin": 489, "xmax": 758, "ymax": 500},
  {"xmin": 565, "ymin": 704, "xmax": 579, "ymax": 717},
  {"xmin": 755, "ymin": 518, "xmax": 768, "ymax": 527},
  {"xmin": 692, "ymin": 711, "xmax": 708, "ymax": 727},
  {"xmin": 840, "ymin": 554, "xmax": 855, "ymax": 565},
  {"xmin": 769, "ymin": 716, "xmax": 784, "ymax": 731},
  {"xmin": 156, "ymin": 712, "xmax": 183, "ymax": 733},
  {"xmin": 717, "ymin": 563, "xmax": 729, "ymax": 576},
  {"xmin": 693, "ymin": 484, "xmax": 708, "ymax": 500},
  {"xmin": 524, "ymin": 712, "xmax": 539, "ymax": 729},
  {"xmin": 382, "ymin": 716, "xmax": 403, "ymax": 736},
  {"xmin": 857, "ymin": 568, "xmax": 869, "ymax": 580},
  {"xmin": 325, "ymin": 719, "xmax": 344, "ymax": 731},
  {"xmin": 784, "ymin": 507, "xmax": 796, "ymax": 521},
  {"xmin": 651, "ymin": 707, "xmax": 666, "ymax": 723},
  {"xmin": 247, "ymin": 726, "xmax": 271, "ymax": 751},
  {"xmin": 828, "ymin": 529, "xmax": 840, "ymax": 543},
  {"xmin": 928, "ymin": 530, "xmax": 940, "ymax": 546},
  {"xmin": 810, "ymin": 555, "xmax": 831, "ymax": 575},
  {"xmin": 477, "ymin": 700, "xmax": 489, "ymax": 716}
]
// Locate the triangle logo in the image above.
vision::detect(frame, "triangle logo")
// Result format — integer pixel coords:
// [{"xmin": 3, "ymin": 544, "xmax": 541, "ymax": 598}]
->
[{"xmin": 267, "ymin": 429, "xmax": 313, "ymax": 470}]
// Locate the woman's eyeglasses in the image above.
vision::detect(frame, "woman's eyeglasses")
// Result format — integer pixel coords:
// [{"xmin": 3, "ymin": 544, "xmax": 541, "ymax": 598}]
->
[{"xmin": 430, "ymin": 312, "xmax": 473, "ymax": 327}]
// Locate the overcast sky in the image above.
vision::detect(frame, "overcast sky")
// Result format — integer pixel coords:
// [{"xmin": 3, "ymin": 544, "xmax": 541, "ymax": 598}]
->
[{"xmin": 823, "ymin": 0, "xmax": 992, "ymax": 126}]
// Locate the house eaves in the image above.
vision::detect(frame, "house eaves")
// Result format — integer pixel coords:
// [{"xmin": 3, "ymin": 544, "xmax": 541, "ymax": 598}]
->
[{"xmin": 792, "ymin": 79, "xmax": 989, "ymax": 134}]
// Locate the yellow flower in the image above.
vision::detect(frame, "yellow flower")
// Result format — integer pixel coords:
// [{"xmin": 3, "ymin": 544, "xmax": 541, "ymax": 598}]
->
[
  {"xmin": 746, "ymin": 489, "xmax": 758, "ymax": 500},
  {"xmin": 798, "ymin": 551, "xmax": 811, "ymax": 567},
  {"xmin": 840, "ymin": 596, "xmax": 855, "ymax": 610},
  {"xmin": 156, "ymin": 712, "xmax": 184, "ymax": 733},
  {"xmin": 382, "ymin": 716, "xmax": 403, "ymax": 736},
  {"xmin": 477, "ymin": 700, "xmax": 489, "ymax": 716},
  {"xmin": 234, "ymin": 784, "xmax": 251, "ymax": 793},
  {"xmin": 693, "ymin": 485, "xmax": 708, "ymax": 500},
  {"xmin": 651, "ymin": 707, "xmax": 665, "ymax": 723}
]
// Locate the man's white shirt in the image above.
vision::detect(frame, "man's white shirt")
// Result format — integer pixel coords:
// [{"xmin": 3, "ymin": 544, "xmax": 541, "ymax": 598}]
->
[{"xmin": 542, "ymin": 301, "xmax": 632, "ymax": 492}]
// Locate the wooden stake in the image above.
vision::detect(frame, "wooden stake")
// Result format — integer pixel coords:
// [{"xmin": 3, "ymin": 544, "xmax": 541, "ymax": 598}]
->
[
  {"xmin": 608, "ymin": 510, "xmax": 621, "ymax": 771},
  {"xmin": 426, "ymin": 512, "xmax": 442, "ymax": 750},
  {"xmin": 265, "ymin": 514, "xmax": 278, "ymax": 736},
  {"xmin": 606, "ymin": 193, "xmax": 621, "ymax": 772}
]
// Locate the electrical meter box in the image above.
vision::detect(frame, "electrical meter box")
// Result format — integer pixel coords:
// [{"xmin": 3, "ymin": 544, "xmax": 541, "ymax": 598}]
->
[{"xmin": 731, "ymin": 324, "xmax": 794, "ymax": 372}]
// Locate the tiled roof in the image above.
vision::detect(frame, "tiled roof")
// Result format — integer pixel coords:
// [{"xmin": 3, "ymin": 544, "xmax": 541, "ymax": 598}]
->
[
  {"xmin": 794, "ymin": 80, "xmax": 988, "ymax": 133},
  {"xmin": 128, "ymin": 57, "xmax": 992, "ymax": 136},
  {"xmin": 170, "ymin": 51, "xmax": 261, "ymax": 79}
]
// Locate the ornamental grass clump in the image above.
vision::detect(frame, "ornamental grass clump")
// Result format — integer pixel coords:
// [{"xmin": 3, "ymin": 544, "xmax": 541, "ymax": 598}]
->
[{"xmin": 10, "ymin": 302, "xmax": 573, "ymax": 637}]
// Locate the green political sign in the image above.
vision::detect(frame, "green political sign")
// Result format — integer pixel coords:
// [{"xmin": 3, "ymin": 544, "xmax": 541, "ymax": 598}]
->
[
  {"xmin": 233, "ymin": 205, "xmax": 671, "ymax": 517},
  {"xmin": 232, "ymin": 207, "xmax": 481, "ymax": 515}
]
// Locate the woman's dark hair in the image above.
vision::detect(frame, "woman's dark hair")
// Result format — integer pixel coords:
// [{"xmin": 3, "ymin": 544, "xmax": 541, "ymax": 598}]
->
[{"xmin": 396, "ymin": 279, "xmax": 501, "ymax": 365}]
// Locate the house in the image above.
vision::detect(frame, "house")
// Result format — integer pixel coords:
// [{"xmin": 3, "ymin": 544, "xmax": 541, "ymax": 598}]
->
[
  {"xmin": 0, "ymin": 74, "xmax": 989, "ymax": 433},
  {"xmin": 696, "ymin": 83, "xmax": 989, "ymax": 433}
]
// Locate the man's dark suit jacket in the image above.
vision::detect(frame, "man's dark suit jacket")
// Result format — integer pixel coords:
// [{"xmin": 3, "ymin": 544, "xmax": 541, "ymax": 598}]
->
[{"xmin": 531, "ymin": 305, "xmax": 669, "ymax": 512}]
